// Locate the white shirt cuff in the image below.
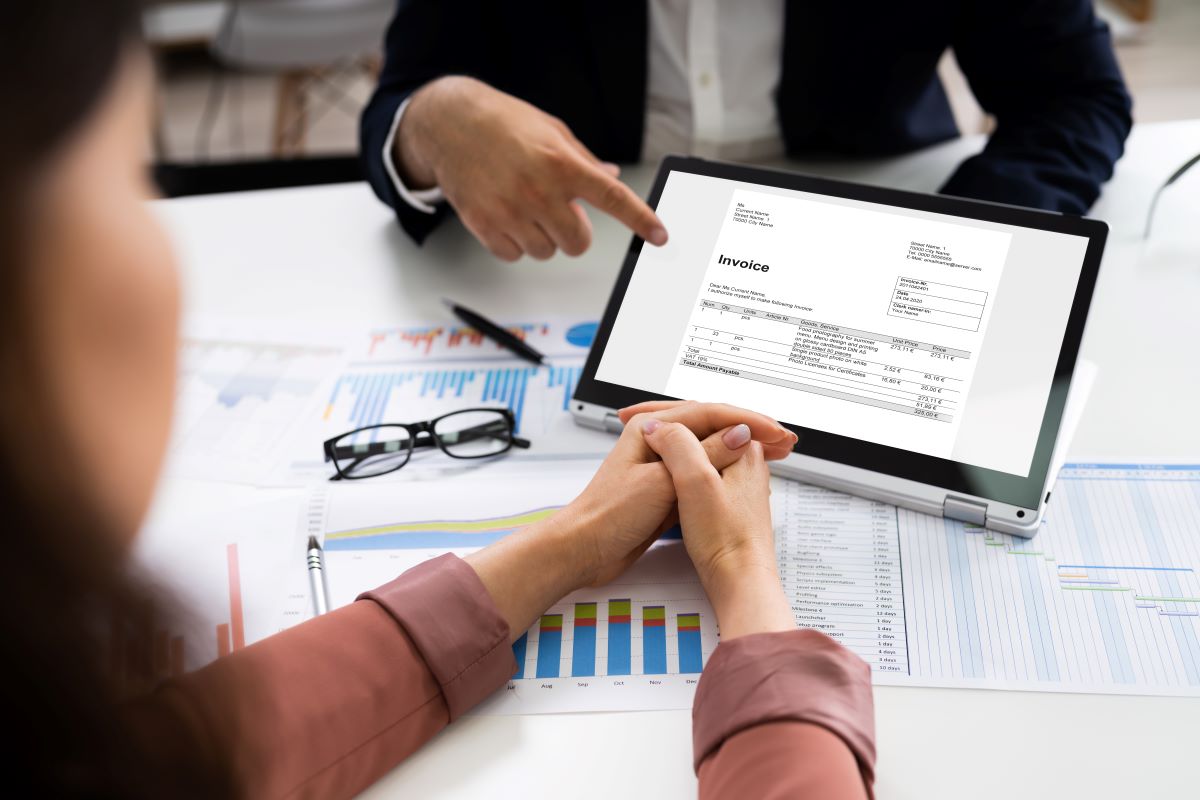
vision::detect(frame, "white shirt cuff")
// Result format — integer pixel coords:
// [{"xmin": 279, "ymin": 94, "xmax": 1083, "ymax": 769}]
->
[{"xmin": 383, "ymin": 96, "xmax": 445, "ymax": 214}]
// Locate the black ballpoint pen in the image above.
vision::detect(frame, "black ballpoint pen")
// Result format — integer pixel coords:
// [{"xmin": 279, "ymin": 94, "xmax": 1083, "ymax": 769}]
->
[{"xmin": 443, "ymin": 298, "xmax": 546, "ymax": 365}]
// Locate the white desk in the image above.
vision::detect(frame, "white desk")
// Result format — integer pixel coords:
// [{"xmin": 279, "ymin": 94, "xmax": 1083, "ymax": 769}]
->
[{"xmin": 156, "ymin": 119, "xmax": 1200, "ymax": 799}]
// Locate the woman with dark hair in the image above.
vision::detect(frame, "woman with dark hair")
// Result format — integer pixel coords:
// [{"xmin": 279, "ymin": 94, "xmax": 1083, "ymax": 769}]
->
[{"xmin": 0, "ymin": 3, "xmax": 875, "ymax": 797}]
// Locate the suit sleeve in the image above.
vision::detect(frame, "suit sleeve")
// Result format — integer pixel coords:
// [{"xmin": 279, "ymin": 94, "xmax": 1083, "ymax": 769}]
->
[
  {"xmin": 123, "ymin": 555, "xmax": 514, "ymax": 799},
  {"xmin": 693, "ymin": 629, "xmax": 876, "ymax": 799},
  {"xmin": 360, "ymin": 0, "xmax": 497, "ymax": 244},
  {"xmin": 940, "ymin": 0, "xmax": 1132, "ymax": 214}
]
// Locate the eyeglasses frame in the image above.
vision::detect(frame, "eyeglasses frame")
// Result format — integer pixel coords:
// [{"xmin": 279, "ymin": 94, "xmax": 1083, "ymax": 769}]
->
[{"xmin": 322, "ymin": 407, "xmax": 529, "ymax": 480}]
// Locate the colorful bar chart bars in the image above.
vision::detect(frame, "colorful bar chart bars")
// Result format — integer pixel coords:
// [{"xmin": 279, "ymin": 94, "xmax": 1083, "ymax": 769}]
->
[
  {"xmin": 571, "ymin": 603, "xmax": 597, "ymax": 677},
  {"xmin": 510, "ymin": 601, "xmax": 702, "ymax": 681},
  {"xmin": 677, "ymin": 613, "xmax": 703, "ymax": 673},
  {"xmin": 227, "ymin": 544, "xmax": 246, "ymax": 650},
  {"xmin": 216, "ymin": 543, "xmax": 247, "ymax": 659},
  {"xmin": 643, "ymin": 606, "xmax": 667, "ymax": 674},
  {"xmin": 608, "ymin": 599, "xmax": 632, "ymax": 676},
  {"xmin": 536, "ymin": 614, "xmax": 563, "ymax": 678},
  {"xmin": 512, "ymin": 633, "xmax": 528, "ymax": 679}
]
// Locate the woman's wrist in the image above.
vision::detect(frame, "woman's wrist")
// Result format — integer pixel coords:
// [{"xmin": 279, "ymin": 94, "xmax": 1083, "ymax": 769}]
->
[
  {"xmin": 701, "ymin": 554, "xmax": 796, "ymax": 640},
  {"xmin": 463, "ymin": 504, "xmax": 596, "ymax": 642},
  {"xmin": 531, "ymin": 502, "xmax": 600, "ymax": 591}
]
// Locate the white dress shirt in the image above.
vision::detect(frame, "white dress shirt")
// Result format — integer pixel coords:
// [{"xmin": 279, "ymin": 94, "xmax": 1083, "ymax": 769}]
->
[
  {"xmin": 642, "ymin": 0, "xmax": 785, "ymax": 162},
  {"xmin": 385, "ymin": 0, "xmax": 786, "ymax": 213}
]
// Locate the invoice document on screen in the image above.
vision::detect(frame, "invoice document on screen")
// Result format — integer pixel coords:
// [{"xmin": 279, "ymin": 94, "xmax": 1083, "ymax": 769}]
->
[
  {"xmin": 597, "ymin": 172, "xmax": 1088, "ymax": 477},
  {"xmin": 663, "ymin": 188, "xmax": 1010, "ymax": 465}
]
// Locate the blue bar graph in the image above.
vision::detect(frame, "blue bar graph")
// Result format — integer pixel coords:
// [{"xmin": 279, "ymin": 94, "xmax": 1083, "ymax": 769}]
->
[
  {"xmin": 677, "ymin": 613, "xmax": 703, "ymax": 674},
  {"xmin": 608, "ymin": 599, "xmax": 631, "ymax": 676},
  {"xmin": 512, "ymin": 633, "xmax": 527, "ymax": 679},
  {"xmin": 643, "ymin": 606, "xmax": 667, "ymax": 675},
  {"xmin": 326, "ymin": 362, "xmax": 584, "ymax": 435},
  {"xmin": 536, "ymin": 614, "xmax": 563, "ymax": 678},
  {"xmin": 571, "ymin": 603, "xmax": 597, "ymax": 677}
]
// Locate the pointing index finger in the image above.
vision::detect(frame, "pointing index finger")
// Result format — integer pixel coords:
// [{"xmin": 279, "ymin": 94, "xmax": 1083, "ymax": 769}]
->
[{"xmin": 573, "ymin": 163, "xmax": 668, "ymax": 246}]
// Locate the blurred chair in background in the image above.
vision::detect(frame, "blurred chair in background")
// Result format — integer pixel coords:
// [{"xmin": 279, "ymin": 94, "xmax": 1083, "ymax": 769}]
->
[
  {"xmin": 1113, "ymin": 0, "xmax": 1155, "ymax": 22},
  {"xmin": 150, "ymin": 0, "xmax": 390, "ymax": 198},
  {"xmin": 210, "ymin": 0, "xmax": 393, "ymax": 157}
]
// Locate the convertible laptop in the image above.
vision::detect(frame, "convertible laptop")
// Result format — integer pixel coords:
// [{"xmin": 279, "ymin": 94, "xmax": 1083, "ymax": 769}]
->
[{"xmin": 572, "ymin": 156, "xmax": 1106, "ymax": 538}]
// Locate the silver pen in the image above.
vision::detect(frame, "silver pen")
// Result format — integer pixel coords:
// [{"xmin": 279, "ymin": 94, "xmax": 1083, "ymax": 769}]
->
[{"xmin": 307, "ymin": 535, "xmax": 332, "ymax": 616}]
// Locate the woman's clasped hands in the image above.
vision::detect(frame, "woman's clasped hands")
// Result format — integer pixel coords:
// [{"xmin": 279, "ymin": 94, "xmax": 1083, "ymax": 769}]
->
[{"xmin": 465, "ymin": 400, "xmax": 799, "ymax": 639}]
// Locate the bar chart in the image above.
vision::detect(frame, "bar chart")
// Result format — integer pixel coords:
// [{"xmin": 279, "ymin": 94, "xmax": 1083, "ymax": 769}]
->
[
  {"xmin": 215, "ymin": 544, "xmax": 247, "ymax": 657},
  {"xmin": 277, "ymin": 355, "xmax": 614, "ymax": 481},
  {"xmin": 535, "ymin": 615, "xmax": 563, "ymax": 678},
  {"xmin": 642, "ymin": 606, "xmax": 667, "ymax": 674},
  {"xmin": 607, "ymin": 599, "xmax": 632, "ymax": 675},
  {"xmin": 136, "ymin": 491, "xmax": 305, "ymax": 673},
  {"xmin": 571, "ymin": 603, "xmax": 597, "ymax": 677},
  {"xmin": 304, "ymin": 476, "xmax": 719, "ymax": 713},
  {"xmin": 320, "ymin": 360, "xmax": 583, "ymax": 436},
  {"xmin": 509, "ymin": 595, "xmax": 711, "ymax": 683},
  {"xmin": 678, "ymin": 613, "xmax": 704, "ymax": 673},
  {"xmin": 356, "ymin": 318, "xmax": 599, "ymax": 362},
  {"xmin": 306, "ymin": 462, "xmax": 1200, "ymax": 715},
  {"xmin": 170, "ymin": 335, "xmax": 341, "ymax": 483}
]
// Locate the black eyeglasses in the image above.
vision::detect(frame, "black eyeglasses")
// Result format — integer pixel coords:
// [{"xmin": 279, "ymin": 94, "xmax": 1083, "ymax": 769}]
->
[{"xmin": 323, "ymin": 408, "xmax": 530, "ymax": 480}]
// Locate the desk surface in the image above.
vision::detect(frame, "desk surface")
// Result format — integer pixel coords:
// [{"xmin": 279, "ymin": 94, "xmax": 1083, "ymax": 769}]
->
[{"xmin": 156, "ymin": 119, "xmax": 1200, "ymax": 799}]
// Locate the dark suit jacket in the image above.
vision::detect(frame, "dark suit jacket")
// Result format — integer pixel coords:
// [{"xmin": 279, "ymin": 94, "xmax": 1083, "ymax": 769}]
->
[{"xmin": 360, "ymin": 1, "xmax": 1132, "ymax": 244}]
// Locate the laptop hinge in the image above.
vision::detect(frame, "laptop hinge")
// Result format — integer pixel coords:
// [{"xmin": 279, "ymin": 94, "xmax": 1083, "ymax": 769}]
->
[
  {"xmin": 602, "ymin": 412, "xmax": 624, "ymax": 433},
  {"xmin": 944, "ymin": 496, "xmax": 988, "ymax": 526}
]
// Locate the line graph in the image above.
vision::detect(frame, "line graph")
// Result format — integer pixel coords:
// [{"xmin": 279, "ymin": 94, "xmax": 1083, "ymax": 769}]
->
[
  {"xmin": 325, "ymin": 506, "xmax": 561, "ymax": 551},
  {"xmin": 294, "ymin": 463, "xmax": 1200, "ymax": 713},
  {"xmin": 300, "ymin": 476, "xmax": 719, "ymax": 715}
]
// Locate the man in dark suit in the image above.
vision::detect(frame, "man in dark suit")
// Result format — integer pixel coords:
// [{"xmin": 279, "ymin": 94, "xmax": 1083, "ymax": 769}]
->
[{"xmin": 360, "ymin": 1, "xmax": 1131, "ymax": 261}]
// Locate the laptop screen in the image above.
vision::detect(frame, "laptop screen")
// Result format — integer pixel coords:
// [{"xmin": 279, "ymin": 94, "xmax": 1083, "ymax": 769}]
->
[{"xmin": 595, "ymin": 169, "xmax": 1090, "ymax": 478}]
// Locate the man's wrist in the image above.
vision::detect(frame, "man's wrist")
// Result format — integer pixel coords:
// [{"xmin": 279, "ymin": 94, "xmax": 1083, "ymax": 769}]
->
[{"xmin": 392, "ymin": 80, "xmax": 447, "ymax": 189}]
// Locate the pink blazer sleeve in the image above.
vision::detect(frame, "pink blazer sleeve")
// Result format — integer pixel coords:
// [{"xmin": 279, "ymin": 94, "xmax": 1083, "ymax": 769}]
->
[
  {"xmin": 692, "ymin": 629, "xmax": 877, "ymax": 800},
  {"xmin": 124, "ymin": 554, "xmax": 514, "ymax": 799}
]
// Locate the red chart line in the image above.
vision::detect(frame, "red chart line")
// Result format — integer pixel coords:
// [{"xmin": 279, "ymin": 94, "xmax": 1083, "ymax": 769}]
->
[{"xmin": 227, "ymin": 543, "xmax": 246, "ymax": 651}]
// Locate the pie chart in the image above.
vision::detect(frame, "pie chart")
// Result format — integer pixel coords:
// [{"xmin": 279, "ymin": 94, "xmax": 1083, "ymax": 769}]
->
[{"xmin": 565, "ymin": 322, "xmax": 598, "ymax": 349}]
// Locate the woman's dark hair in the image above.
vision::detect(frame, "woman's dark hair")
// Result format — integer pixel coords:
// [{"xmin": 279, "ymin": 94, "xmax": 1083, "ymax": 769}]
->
[{"xmin": 0, "ymin": 4, "xmax": 231, "ymax": 795}]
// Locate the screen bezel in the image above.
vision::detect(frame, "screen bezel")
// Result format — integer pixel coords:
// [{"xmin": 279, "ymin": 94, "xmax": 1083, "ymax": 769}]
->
[{"xmin": 573, "ymin": 156, "xmax": 1107, "ymax": 511}]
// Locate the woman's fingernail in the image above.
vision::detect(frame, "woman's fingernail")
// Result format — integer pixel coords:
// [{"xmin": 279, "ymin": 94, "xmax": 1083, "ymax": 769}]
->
[
  {"xmin": 642, "ymin": 418, "xmax": 662, "ymax": 435},
  {"xmin": 723, "ymin": 423, "xmax": 751, "ymax": 449},
  {"xmin": 648, "ymin": 226, "xmax": 668, "ymax": 246}
]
